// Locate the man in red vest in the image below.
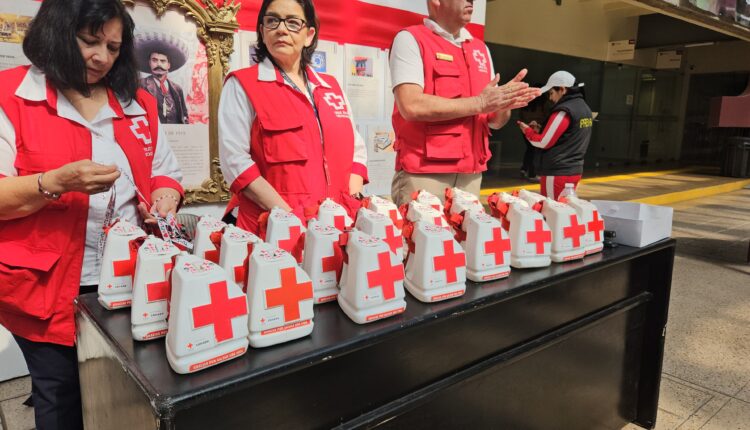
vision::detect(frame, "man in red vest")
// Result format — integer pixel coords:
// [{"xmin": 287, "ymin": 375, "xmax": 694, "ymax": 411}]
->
[{"xmin": 389, "ymin": 0, "xmax": 540, "ymax": 206}]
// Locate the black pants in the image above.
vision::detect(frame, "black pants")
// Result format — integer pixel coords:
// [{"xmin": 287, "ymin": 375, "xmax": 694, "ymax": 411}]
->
[
  {"xmin": 522, "ymin": 139, "xmax": 537, "ymax": 178},
  {"xmin": 12, "ymin": 285, "xmax": 96, "ymax": 430}
]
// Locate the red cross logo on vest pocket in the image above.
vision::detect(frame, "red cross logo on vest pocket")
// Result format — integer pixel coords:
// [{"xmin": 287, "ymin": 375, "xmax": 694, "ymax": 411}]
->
[
  {"xmin": 526, "ymin": 220, "xmax": 552, "ymax": 255},
  {"xmin": 485, "ymin": 227, "xmax": 511, "ymax": 265},
  {"xmin": 129, "ymin": 116, "xmax": 152, "ymax": 146},
  {"xmin": 323, "ymin": 93, "xmax": 346, "ymax": 111},
  {"xmin": 366, "ymin": 252, "xmax": 404, "ymax": 300},
  {"xmin": 563, "ymin": 215, "xmax": 586, "ymax": 248},
  {"xmin": 588, "ymin": 211, "xmax": 605, "ymax": 242},
  {"xmin": 265, "ymin": 267, "xmax": 313, "ymax": 322},
  {"xmin": 433, "ymin": 240, "xmax": 466, "ymax": 284},
  {"xmin": 473, "ymin": 49, "xmax": 488, "ymax": 73},
  {"xmin": 146, "ymin": 262, "xmax": 173, "ymax": 303},
  {"xmin": 191, "ymin": 281, "xmax": 247, "ymax": 343}
]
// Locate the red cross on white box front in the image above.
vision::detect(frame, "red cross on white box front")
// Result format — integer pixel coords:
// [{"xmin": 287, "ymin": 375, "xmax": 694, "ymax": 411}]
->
[
  {"xmin": 218, "ymin": 225, "xmax": 262, "ymax": 293},
  {"xmin": 539, "ymin": 199, "xmax": 587, "ymax": 263},
  {"xmin": 131, "ymin": 236, "xmax": 181, "ymax": 341},
  {"xmin": 367, "ymin": 195, "xmax": 404, "ymax": 230},
  {"xmin": 355, "ymin": 207, "xmax": 404, "ymax": 259},
  {"xmin": 265, "ymin": 207, "xmax": 306, "ymax": 264},
  {"xmin": 404, "ymin": 222, "xmax": 467, "ymax": 303},
  {"xmin": 338, "ymin": 230, "xmax": 406, "ymax": 324},
  {"xmin": 98, "ymin": 220, "xmax": 147, "ymax": 310},
  {"xmin": 246, "ymin": 243, "xmax": 315, "ymax": 348},
  {"xmin": 192, "ymin": 216, "xmax": 227, "ymax": 264},
  {"xmin": 505, "ymin": 203, "xmax": 552, "ymax": 268},
  {"xmin": 563, "ymin": 196, "xmax": 605, "ymax": 256},
  {"xmin": 460, "ymin": 211, "xmax": 511, "ymax": 282},
  {"xmin": 302, "ymin": 220, "xmax": 343, "ymax": 304},
  {"xmin": 166, "ymin": 255, "xmax": 248, "ymax": 374},
  {"xmin": 316, "ymin": 198, "xmax": 353, "ymax": 232}
]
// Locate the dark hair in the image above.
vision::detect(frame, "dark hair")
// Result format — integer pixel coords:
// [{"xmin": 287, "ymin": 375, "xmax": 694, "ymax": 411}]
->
[
  {"xmin": 23, "ymin": 0, "xmax": 138, "ymax": 101},
  {"xmin": 253, "ymin": 0, "xmax": 320, "ymax": 70}
]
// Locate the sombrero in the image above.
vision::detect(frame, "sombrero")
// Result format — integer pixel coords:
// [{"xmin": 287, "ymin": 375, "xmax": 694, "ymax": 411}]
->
[{"xmin": 134, "ymin": 31, "xmax": 189, "ymax": 73}]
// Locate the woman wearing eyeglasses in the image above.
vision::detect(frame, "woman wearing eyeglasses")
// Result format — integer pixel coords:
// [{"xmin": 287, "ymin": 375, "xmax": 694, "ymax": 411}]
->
[{"xmin": 218, "ymin": 0, "xmax": 368, "ymax": 234}]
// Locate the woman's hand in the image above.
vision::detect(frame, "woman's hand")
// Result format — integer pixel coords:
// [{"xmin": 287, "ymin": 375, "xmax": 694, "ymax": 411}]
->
[
  {"xmin": 349, "ymin": 174, "xmax": 364, "ymax": 196},
  {"xmin": 138, "ymin": 188, "xmax": 180, "ymax": 225},
  {"xmin": 517, "ymin": 121, "xmax": 531, "ymax": 132},
  {"xmin": 45, "ymin": 160, "xmax": 120, "ymax": 195}
]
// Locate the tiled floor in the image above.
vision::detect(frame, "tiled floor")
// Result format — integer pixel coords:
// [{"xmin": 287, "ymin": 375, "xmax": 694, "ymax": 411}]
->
[{"xmin": 1, "ymin": 189, "xmax": 749, "ymax": 430}]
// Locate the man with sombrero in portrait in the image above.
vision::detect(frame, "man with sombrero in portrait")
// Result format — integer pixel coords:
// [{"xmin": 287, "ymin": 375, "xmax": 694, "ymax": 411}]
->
[{"xmin": 135, "ymin": 31, "xmax": 190, "ymax": 124}]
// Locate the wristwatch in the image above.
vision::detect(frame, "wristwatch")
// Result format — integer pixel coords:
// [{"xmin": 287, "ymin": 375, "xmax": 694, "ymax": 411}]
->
[{"xmin": 38, "ymin": 173, "xmax": 61, "ymax": 201}]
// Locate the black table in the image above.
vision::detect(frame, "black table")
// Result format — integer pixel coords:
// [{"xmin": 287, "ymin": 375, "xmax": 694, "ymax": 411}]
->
[{"xmin": 76, "ymin": 239, "xmax": 675, "ymax": 430}]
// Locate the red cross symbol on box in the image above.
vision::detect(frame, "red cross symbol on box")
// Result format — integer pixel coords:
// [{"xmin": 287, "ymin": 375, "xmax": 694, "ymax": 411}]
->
[
  {"xmin": 382, "ymin": 225, "xmax": 402, "ymax": 255},
  {"xmin": 526, "ymin": 220, "xmax": 552, "ymax": 255},
  {"xmin": 321, "ymin": 241, "xmax": 344, "ymax": 282},
  {"xmin": 366, "ymin": 252, "xmax": 404, "ymax": 300},
  {"xmin": 113, "ymin": 242, "xmax": 138, "ymax": 280},
  {"xmin": 146, "ymin": 262, "xmax": 173, "ymax": 303},
  {"xmin": 277, "ymin": 226, "xmax": 303, "ymax": 262},
  {"xmin": 265, "ymin": 267, "xmax": 313, "ymax": 322},
  {"xmin": 433, "ymin": 240, "xmax": 466, "ymax": 284},
  {"xmin": 433, "ymin": 216, "xmax": 444, "ymax": 227},
  {"xmin": 203, "ymin": 247, "xmax": 220, "ymax": 264},
  {"xmin": 333, "ymin": 215, "xmax": 348, "ymax": 231},
  {"xmin": 388, "ymin": 209, "xmax": 404, "ymax": 229},
  {"xmin": 191, "ymin": 281, "xmax": 247, "ymax": 343},
  {"xmin": 563, "ymin": 214, "xmax": 586, "ymax": 248},
  {"xmin": 484, "ymin": 227, "xmax": 511, "ymax": 265},
  {"xmin": 588, "ymin": 211, "xmax": 605, "ymax": 242}
]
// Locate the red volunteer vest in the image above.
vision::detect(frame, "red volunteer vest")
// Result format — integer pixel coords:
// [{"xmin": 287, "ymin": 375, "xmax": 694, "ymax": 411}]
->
[
  {"xmin": 392, "ymin": 25, "xmax": 493, "ymax": 174},
  {"xmin": 227, "ymin": 65, "xmax": 355, "ymax": 234},
  {"xmin": 0, "ymin": 66, "xmax": 180, "ymax": 346}
]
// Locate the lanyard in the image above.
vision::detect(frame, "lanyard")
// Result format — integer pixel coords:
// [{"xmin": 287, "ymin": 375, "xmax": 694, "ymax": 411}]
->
[{"xmin": 279, "ymin": 68, "xmax": 321, "ymax": 123}]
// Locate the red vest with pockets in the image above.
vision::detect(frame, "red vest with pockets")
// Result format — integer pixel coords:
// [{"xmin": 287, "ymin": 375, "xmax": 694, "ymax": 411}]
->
[
  {"xmin": 392, "ymin": 25, "xmax": 493, "ymax": 174},
  {"xmin": 227, "ymin": 66, "xmax": 355, "ymax": 234},
  {"xmin": 0, "ymin": 66, "xmax": 181, "ymax": 346}
]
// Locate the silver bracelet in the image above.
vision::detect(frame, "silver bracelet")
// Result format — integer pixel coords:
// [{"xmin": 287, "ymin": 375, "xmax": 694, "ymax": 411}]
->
[{"xmin": 37, "ymin": 173, "xmax": 61, "ymax": 201}]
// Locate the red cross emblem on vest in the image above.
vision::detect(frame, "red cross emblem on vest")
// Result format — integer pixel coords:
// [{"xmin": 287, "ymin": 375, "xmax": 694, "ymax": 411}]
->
[
  {"xmin": 433, "ymin": 240, "xmax": 466, "ymax": 284},
  {"xmin": 472, "ymin": 49, "xmax": 489, "ymax": 73},
  {"xmin": 146, "ymin": 262, "xmax": 173, "ymax": 303},
  {"xmin": 563, "ymin": 214, "xmax": 586, "ymax": 248},
  {"xmin": 265, "ymin": 267, "xmax": 313, "ymax": 322},
  {"xmin": 484, "ymin": 227, "xmax": 511, "ymax": 265},
  {"xmin": 323, "ymin": 93, "xmax": 346, "ymax": 111},
  {"xmin": 588, "ymin": 211, "xmax": 605, "ymax": 242},
  {"xmin": 191, "ymin": 281, "xmax": 248, "ymax": 343},
  {"xmin": 129, "ymin": 116, "xmax": 152, "ymax": 146},
  {"xmin": 526, "ymin": 219, "xmax": 552, "ymax": 255},
  {"xmin": 366, "ymin": 252, "xmax": 404, "ymax": 300}
]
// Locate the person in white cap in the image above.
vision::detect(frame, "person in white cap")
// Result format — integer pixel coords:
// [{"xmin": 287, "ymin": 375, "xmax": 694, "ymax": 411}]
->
[
  {"xmin": 517, "ymin": 70, "xmax": 593, "ymax": 200},
  {"xmin": 388, "ymin": 0, "xmax": 540, "ymax": 207}
]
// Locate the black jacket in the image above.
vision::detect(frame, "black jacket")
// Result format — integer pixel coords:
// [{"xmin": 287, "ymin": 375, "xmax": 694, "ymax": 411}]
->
[{"xmin": 538, "ymin": 92, "xmax": 592, "ymax": 176}]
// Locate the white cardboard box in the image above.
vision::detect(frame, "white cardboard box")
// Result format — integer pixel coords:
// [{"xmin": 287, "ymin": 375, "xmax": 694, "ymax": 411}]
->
[{"xmin": 591, "ymin": 201, "xmax": 673, "ymax": 247}]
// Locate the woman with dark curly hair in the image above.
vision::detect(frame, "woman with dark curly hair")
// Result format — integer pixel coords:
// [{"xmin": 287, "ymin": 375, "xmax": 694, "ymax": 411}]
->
[
  {"xmin": 0, "ymin": 0, "xmax": 183, "ymax": 428},
  {"xmin": 219, "ymin": 0, "xmax": 368, "ymax": 234}
]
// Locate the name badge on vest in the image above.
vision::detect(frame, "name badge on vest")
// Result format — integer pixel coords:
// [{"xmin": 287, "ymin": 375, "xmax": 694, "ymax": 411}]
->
[{"xmin": 436, "ymin": 53, "xmax": 454, "ymax": 62}]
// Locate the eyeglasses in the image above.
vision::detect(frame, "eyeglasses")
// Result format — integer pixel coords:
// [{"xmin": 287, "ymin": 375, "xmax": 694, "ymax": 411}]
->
[{"xmin": 262, "ymin": 15, "xmax": 307, "ymax": 33}]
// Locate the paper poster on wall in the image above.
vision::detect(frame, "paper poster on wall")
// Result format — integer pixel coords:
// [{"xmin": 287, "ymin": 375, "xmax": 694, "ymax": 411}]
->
[
  {"xmin": 344, "ymin": 44, "xmax": 385, "ymax": 120},
  {"xmin": 130, "ymin": 3, "xmax": 210, "ymax": 189},
  {"xmin": 238, "ymin": 30, "xmax": 258, "ymax": 69},
  {"xmin": 0, "ymin": 0, "xmax": 39, "ymax": 71},
  {"xmin": 313, "ymin": 40, "xmax": 344, "ymax": 85},
  {"xmin": 362, "ymin": 122, "xmax": 397, "ymax": 196}
]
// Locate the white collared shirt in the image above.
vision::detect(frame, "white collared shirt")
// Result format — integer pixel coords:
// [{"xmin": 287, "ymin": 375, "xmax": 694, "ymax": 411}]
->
[
  {"xmin": 390, "ymin": 18, "xmax": 494, "ymax": 90},
  {"xmin": 0, "ymin": 66, "xmax": 182, "ymax": 285},
  {"xmin": 218, "ymin": 58, "xmax": 367, "ymax": 190}
]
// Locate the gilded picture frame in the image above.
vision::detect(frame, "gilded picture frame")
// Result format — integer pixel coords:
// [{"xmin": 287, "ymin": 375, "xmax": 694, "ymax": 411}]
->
[{"xmin": 122, "ymin": 0, "xmax": 239, "ymax": 204}]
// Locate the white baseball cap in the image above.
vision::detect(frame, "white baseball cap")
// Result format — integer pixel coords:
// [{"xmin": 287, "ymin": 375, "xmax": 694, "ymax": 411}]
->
[{"xmin": 539, "ymin": 71, "xmax": 582, "ymax": 94}]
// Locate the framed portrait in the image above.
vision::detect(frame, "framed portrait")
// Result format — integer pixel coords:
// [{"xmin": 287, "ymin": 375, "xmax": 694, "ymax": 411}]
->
[{"xmin": 123, "ymin": 0, "xmax": 239, "ymax": 204}]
